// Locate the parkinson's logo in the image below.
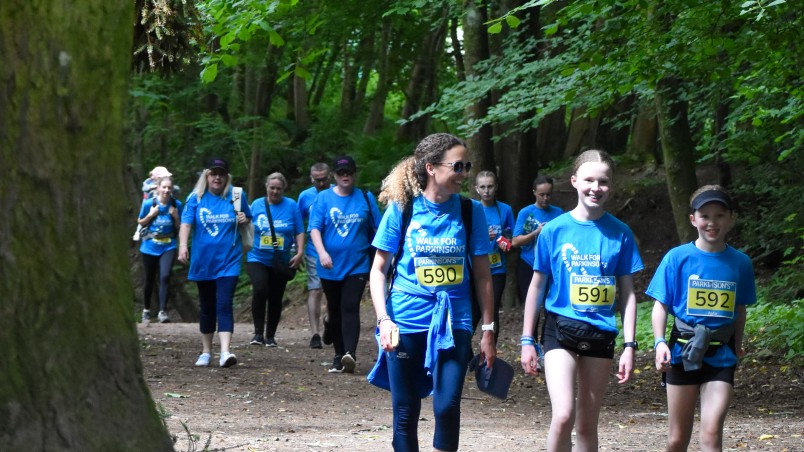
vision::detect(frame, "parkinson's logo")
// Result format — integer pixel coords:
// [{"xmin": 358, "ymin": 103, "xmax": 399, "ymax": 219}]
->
[
  {"xmin": 256, "ymin": 214, "xmax": 271, "ymax": 234},
  {"xmin": 561, "ymin": 243, "xmax": 588, "ymax": 276},
  {"xmin": 330, "ymin": 207, "xmax": 350, "ymax": 237},
  {"xmin": 199, "ymin": 208, "xmax": 220, "ymax": 237},
  {"xmin": 405, "ymin": 220, "xmax": 427, "ymax": 257}
]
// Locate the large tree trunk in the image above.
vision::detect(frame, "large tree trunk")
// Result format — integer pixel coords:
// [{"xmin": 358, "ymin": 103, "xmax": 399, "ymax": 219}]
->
[
  {"xmin": 655, "ymin": 77, "xmax": 699, "ymax": 244},
  {"xmin": 462, "ymin": 0, "xmax": 495, "ymax": 173},
  {"xmin": 627, "ymin": 101, "xmax": 661, "ymax": 164},
  {"xmin": 0, "ymin": 1, "xmax": 173, "ymax": 450}
]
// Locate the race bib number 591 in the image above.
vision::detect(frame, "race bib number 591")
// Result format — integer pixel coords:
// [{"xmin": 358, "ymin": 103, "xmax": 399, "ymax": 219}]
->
[
  {"xmin": 414, "ymin": 257, "xmax": 464, "ymax": 288},
  {"xmin": 686, "ymin": 279, "xmax": 736, "ymax": 319},
  {"xmin": 570, "ymin": 275, "xmax": 615, "ymax": 312}
]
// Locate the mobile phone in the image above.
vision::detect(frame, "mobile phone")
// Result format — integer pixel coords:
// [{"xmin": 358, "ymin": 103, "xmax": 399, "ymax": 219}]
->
[{"xmin": 390, "ymin": 326, "xmax": 399, "ymax": 349}]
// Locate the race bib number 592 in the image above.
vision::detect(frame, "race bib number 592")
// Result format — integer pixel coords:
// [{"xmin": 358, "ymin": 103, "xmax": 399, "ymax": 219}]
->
[
  {"xmin": 570, "ymin": 275, "xmax": 615, "ymax": 312},
  {"xmin": 414, "ymin": 257, "xmax": 464, "ymax": 288},
  {"xmin": 686, "ymin": 279, "xmax": 736, "ymax": 319}
]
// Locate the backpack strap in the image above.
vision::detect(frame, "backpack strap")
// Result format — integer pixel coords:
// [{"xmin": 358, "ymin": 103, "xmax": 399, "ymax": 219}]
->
[{"xmin": 360, "ymin": 187, "xmax": 376, "ymax": 240}]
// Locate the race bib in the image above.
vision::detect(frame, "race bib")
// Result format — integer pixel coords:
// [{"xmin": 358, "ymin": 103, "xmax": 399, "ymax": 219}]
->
[
  {"xmin": 686, "ymin": 279, "xmax": 736, "ymax": 319},
  {"xmin": 260, "ymin": 235, "xmax": 284, "ymax": 249},
  {"xmin": 569, "ymin": 275, "xmax": 615, "ymax": 312},
  {"xmin": 488, "ymin": 252, "xmax": 502, "ymax": 268},
  {"xmin": 414, "ymin": 256, "xmax": 464, "ymax": 288},
  {"xmin": 152, "ymin": 237, "xmax": 171, "ymax": 245}
]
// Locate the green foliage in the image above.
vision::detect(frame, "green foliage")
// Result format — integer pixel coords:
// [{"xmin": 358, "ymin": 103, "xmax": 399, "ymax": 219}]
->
[{"xmin": 745, "ymin": 296, "xmax": 803, "ymax": 361}]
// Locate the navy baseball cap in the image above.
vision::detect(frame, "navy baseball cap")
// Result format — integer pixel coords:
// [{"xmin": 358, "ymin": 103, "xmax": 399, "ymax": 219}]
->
[
  {"xmin": 471, "ymin": 355, "xmax": 514, "ymax": 400},
  {"xmin": 333, "ymin": 155, "xmax": 356, "ymax": 173},
  {"xmin": 691, "ymin": 189, "xmax": 733, "ymax": 211}
]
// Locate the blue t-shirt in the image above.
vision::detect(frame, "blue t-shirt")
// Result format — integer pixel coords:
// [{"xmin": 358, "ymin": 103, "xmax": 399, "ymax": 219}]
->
[
  {"xmin": 534, "ymin": 212, "xmax": 643, "ymax": 333},
  {"xmin": 247, "ymin": 196, "xmax": 304, "ymax": 267},
  {"xmin": 181, "ymin": 189, "xmax": 253, "ymax": 281},
  {"xmin": 138, "ymin": 197, "xmax": 183, "ymax": 256},
  {"xmin": 372, "ymin": 195, "xmax": 492, "ymax": 333},
  {"xmin": 514, "ymin": 204, "xmax": 563, "ymax": 266},
  {"xmin": 481, "ymin": 201, "xmax": 515, "ymax": 275},
  {"xmin": 646, "ymin": 242, "xmax": 756, "ymax": 367},
  {"xmin": 308, "ymin": 187, "xmax": 381, "ymax": 280},
  {"xmin": 297, "ymin": 185, "xmax": 321, "ymax": 259}
]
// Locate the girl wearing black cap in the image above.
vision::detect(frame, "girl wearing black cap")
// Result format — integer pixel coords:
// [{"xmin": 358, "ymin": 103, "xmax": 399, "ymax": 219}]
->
[
  {"xmin": 178, "ymin": 157, "xmax": 253, "ymax": 368},
  {"xmin": 647, "ymin": 185, "xmax": 756, "ymax": 451},
  {"xmin": 309, "ymin": 155, "xmax": 382, "ymax": 373}
]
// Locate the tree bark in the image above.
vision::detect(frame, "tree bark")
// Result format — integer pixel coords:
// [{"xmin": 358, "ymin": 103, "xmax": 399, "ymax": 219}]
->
[
  {"xmin": 655, "ymin": 76, "xmax": 699, "ymax": 244},
  {"xmin": 462, "ymin": 0, "xmax": 495, "ymax": 173},
  {"xmin": 364, "ymin": 19, "xmax": 395, "ymax": 135},
  {"xmin": 0, "ymin": 1, "xmax": 173, "ymax": 450},
  {"xmin": 627, "ymin": 101, "xmax": 660, "ymax": 164}
]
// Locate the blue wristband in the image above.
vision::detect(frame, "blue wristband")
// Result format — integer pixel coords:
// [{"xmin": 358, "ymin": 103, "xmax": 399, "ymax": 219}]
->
[{"xmin": 654, "ymin": 337, "xmax": 666, "ymax": 350}]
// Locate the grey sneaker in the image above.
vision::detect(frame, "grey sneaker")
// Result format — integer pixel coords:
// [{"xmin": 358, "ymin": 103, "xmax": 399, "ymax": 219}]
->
[
  {"xmin": 309, "ymin": 334, "xmax": 322, "ymax": 349},
  {"xmin": 141, "ymin": 309, "xmax": 150, "ymax": 323},
  {"xmin": 157, "ymin": 311, "xmax": 170, "ymax": 323},
  {"xmin": 250, "ymin": 334, "xmax": 265, "ymax": 345},
  {"xmin": 264, "ymin": 337, "xmax": 278, "ymax": 347},
  {"xmin": 341, "ymin": 352, "xmax": 356, "ymax": 374}
]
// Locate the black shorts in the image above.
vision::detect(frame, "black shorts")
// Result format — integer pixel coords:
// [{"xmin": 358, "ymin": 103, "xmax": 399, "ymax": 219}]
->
[
  {"xmin": 542, "ymin": 311, "xmax": 615, "ymax": 360},
  {"xmin": 665, "ymin": 363, "xmax": 735, "ymax": 386}
]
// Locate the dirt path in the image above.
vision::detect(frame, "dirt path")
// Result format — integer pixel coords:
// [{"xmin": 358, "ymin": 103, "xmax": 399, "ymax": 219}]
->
[{"xmin": 139, "ymin": 299, "xmax": 802, "ymax": 452}]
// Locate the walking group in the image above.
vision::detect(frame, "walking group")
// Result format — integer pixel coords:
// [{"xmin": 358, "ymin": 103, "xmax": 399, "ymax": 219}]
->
[{"xmin": 135, "ymin": 132, "xmax": 755, "ymax": 452}]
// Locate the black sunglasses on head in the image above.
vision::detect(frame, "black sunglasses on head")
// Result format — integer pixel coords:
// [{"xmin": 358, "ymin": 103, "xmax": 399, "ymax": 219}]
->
[{"xmin": 436, "ymin": 161, "xmax": 472, "ymax": 174}]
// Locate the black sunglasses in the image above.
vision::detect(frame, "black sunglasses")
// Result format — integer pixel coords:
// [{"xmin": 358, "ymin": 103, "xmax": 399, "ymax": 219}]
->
[
  {"xmin": 436, "ymin": 161, "xmax": 472, "ymax": 174},
  {"xmin": 335, "ymin": 169, "xmax": 354, "ymax": 176}
]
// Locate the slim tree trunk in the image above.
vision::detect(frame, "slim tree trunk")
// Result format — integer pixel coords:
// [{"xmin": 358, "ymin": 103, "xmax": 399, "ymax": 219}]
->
[
  {"xmin": 311, "ymin": 45, "xmax": 341, "ymax": 107},
  {"xmin": 655, "ymin": 76, "xmax": 699, "ymax": 244},
  {"xmin": 627, "ymin": 101, "xmax": 660, "ymax": 164},
  {"xmin": 462, "ymin": 0, "xmax": 495, "ymax": 172},
  {"xmin": 364, "ymin": 20, "xmax": 395, "ymax": 135},
  {"xmin": 0, "ymin": 1, "xmax": 172, "ymax": 450}
]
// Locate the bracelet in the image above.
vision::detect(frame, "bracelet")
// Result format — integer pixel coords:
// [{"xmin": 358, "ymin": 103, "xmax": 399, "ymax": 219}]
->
[
  {"xmin": 520, "ymin": 336, "xmax": 536, "ymax": 346},
  {"xmin": 179, "ymin": 244, "xmax": 188, "ymax": 248},
  {"xmin": 654, "ymin": 337, "xmax": 666, "ymax": 350},
  {"xmin": 376, "ymin": 315, "xmax": 392, "ymax": 327}
]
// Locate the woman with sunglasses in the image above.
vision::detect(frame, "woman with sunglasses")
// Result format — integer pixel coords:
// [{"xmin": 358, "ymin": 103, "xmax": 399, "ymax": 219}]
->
[
  {"xmin": 473, "ymin": 170, "xmax": 515, "ymax": 344},
  {"xmin": 178, "ymin": 157, "xmax": 252, "ymax": 368},
  {"xmin": 309, "ymin": 155, "xmax": 381, "ymax": 373},
  {"xmin": 368, "ymin": 133, "xmax": 496, "ymax": 451}
]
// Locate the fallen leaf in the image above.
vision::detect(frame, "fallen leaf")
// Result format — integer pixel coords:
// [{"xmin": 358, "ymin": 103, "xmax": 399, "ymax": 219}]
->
[
  {"xmin": 758, "ymin": 434, "xmax": 775, "ymax": 440},
  {"xmin": 164, "ymin": 392, "xmax": 189, "ymax": 398}
]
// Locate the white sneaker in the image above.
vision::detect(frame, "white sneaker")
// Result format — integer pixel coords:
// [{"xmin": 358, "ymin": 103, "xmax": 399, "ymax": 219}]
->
[
  {"xmin": 195, "ymin": 353, "xmax": 211, "ymax": 367},
  {"xmin": 157, "ymin": 311, "xmax": 170, "ymax": 323},
  {"xmin": 220, "ymin": 352, "xmax": 237, "ymax": 368},
  {"xmin": 341, "ymin": 352, "xmax": 356, "ymax": 374},
  {"xmin": 141, "ymin": 309, "xmax": 150, "ymax": 323}
]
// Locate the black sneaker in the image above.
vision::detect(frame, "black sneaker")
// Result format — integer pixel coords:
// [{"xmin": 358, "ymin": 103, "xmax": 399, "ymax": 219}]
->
[
  {"xmin": 250, "ymin": 334, "xmax": 265, "ymax": 346},
  {"xmin": 341, "ymin": 352, "xmax": 356, "ymax": 374},
  {"xmin": 309, "ymin": 334, "xmax": 323, "ymax": 349},
  {"xmin": 322, "ymin": 317, "xmax": 333, "ymax": 345},
  {"xmin": 264, "ymin": 337, "xmax": 278, "ymax": 347},
  {"xmin": 328, "ymin": 355, "xmax": 343, "ymax": 373}
]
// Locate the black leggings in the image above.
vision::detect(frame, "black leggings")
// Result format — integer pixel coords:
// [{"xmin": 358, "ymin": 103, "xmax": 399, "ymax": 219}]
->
[
  {"xmin": 142, "ymin": 249, "xmax": 176, "ymax": 312},
  {"xmin": 321, "ymin": 274, "xmax": 368, "ymax": 358},
  {"xmin": 517, "ymin": 259, "xmax": 546, "ymax": 341},
  {"xmin": 247, "ymin": 262, "xmax": 289, "ymax": 338}
]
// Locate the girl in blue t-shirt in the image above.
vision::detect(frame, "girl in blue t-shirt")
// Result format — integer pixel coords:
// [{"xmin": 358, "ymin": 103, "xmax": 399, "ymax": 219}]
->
[
  {"xmin": 647, "ymin": 185, "xmax": 756, "ymax": 451},
  {"xmin": 368, "ymin": 133, "xmax": 496, "ymax": 452},
  {"xmin": 309, "ymin": 155, "xmax": 381, "ymax": 374},
  {"xmin": 178, "ymin": 157, "xmax": 252, "ymax": 369},
  {"xmin": 138, "ymin": 176, "xmax": 182, "ymax": 324},
  {"xmin": 246, "ymin": 173, "xmax": 305, "ymax": 348},
  {"xmin": 474, "ymin": 170, "xmax": 515, "ymax": 344},
  {"xmin": 520, "ymin": 150, "xmax": 643, "ymax": 451}
]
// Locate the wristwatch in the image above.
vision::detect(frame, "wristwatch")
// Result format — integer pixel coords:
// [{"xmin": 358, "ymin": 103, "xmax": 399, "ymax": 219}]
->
[
  {"xmin": 481, "ymin": 322, "xmax": 495, "ymax": 332},
  {"xmin": 623, "ymin": 341, "xmax": 638, "ymax": 350}
]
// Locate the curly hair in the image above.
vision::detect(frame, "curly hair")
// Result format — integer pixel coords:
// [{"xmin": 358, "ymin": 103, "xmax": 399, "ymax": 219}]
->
[{"xmin": 378, "ymin": 133, "xmax": 467, "ymax": 209}]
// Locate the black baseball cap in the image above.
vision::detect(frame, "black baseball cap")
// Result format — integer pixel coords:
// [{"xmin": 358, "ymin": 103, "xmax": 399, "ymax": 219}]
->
[
  {"xmin": 333, "ymin": 155, "xmax": 356, "ymax": 173},
  {"xmin": 205, "ymin": 157, "xmax": 229, "ymax": 173},
  {"xmin": 471, "ymin": 355, "xmax": 514, "ymax": 400},
  {"xmin": 691, "ymin": 190, "xmax": 734, "ymax": 211}
]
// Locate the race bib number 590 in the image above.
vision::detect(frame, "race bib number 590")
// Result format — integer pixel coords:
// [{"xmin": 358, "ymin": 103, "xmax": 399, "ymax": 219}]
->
[
  {"xmin": 414, "ymin": 257, "xmax": 464, "ymax": 288},
  {"xmin": 570, "ymin": 275, "xmax": 615, "ymax": 312},
  {"xmin": 686, "ymin": 279, "xmax": 736, "ymax": 319}
]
